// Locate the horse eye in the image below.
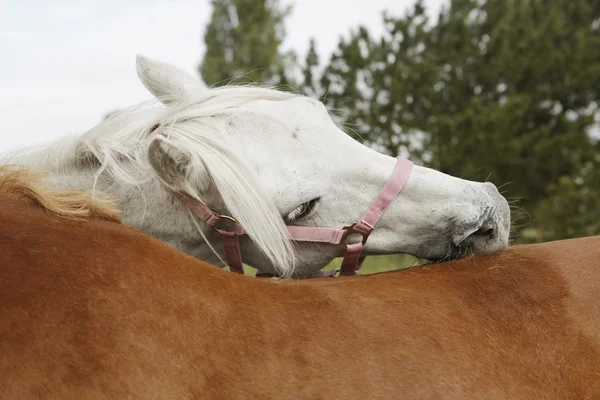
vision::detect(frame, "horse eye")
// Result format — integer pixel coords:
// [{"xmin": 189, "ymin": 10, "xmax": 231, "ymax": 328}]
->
[{"xmin": 285, "ymin": 198, "xmax": 319, "ymax": 222}]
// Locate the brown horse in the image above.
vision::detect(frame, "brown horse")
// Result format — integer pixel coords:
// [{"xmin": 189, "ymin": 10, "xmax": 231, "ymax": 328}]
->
[{"xmin": 1, "ymin": 167, "xmax": 599, "ymax": 400}]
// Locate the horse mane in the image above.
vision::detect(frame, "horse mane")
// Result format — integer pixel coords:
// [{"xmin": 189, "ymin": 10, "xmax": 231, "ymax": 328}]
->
[
  {"xmin": 2, "ymin": 85, "xmax": 300, "ymax": 275},
  {"xmin": 0, "ymin": 166, "xmax": 120, "ymax": 222}
]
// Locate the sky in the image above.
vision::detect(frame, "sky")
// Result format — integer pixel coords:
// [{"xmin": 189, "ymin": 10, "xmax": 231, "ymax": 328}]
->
[{"xmin": 0, "ymin": 0, "xmax": 446, "ymax": 153}]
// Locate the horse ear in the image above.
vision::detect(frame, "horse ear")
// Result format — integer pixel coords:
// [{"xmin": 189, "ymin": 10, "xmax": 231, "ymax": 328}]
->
[
  {"xmin": 147, "ymin": 136, "xmax": 211, "ymax": 194},
  {"xmin": 136, "ymin": 54, "xmax": 208, "ymax": 104}
]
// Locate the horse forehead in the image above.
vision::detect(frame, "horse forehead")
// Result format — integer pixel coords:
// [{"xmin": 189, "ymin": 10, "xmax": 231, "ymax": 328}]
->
[
  {"xmin": 238, "ymin": 96, "xmax": 331, "ymax": 129},
  {"xmin": 222, "ymin": 106, "xmax": 334, "ymax": 153}
]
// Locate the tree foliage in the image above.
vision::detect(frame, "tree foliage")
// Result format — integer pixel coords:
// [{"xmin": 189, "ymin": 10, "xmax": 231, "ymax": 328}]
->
[
  {"xmin": 199, "ymin": 0, "xmax": 294, "ymax": 86},
  {"xmin": 297, "ymin": 38, "xmax": 320, "ymax": 97}
]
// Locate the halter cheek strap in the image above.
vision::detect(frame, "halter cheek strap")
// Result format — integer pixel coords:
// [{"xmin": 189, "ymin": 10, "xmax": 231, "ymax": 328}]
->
[
  {"xmin": 176, "ymin": 157, "xmax": 413, "ymax": 278},
  {"xmin": 175, "ymin": 193, "xmax": 246, "ymax": 274}
]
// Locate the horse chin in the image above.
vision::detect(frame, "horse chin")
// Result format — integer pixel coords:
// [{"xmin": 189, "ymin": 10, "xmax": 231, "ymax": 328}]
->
[
  {"xmin": 422, "ymin": 242, "xmax": 510, "ymax": 264},
  {"xmin": 426, "ymin": 251, "xmax": 471, "ymax": 264},
  {"xmin": 406, "ymin": 241, "xmax": 472, "ymax": 264}
]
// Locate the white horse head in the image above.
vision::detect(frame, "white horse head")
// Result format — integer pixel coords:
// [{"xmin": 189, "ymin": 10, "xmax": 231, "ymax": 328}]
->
[
  {"xmin": 5, "ymin": 55, "xmax": 511, "ymax": 277},
  {"xmin": 135, "ymin": 55, "xmax": 511, "ymax": 274}
]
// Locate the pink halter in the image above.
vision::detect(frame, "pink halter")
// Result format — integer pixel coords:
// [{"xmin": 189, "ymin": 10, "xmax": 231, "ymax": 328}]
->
[{"xmin": 176, "ymin": 157, "xmax": 413, "ymax": 277}]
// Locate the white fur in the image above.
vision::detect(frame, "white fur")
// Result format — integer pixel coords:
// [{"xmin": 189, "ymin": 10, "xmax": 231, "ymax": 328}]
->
[{"xmin": 2, "ymin": 55, "xmax": 511, "ymax": 277}]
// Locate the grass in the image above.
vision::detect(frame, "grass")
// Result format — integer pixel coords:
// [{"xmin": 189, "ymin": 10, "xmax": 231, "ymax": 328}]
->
[{"xmin": 241, "ymin": 254, "xmax": 424, "ymax": 276}]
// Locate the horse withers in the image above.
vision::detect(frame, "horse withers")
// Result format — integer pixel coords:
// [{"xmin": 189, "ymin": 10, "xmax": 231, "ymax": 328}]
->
[{"xmin": 1, "ymin": 168, "xmax": 598, "ymax": 399}]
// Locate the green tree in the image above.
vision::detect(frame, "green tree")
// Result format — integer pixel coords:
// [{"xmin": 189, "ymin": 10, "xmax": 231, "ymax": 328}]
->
[
  {"xmin": 199, "ymin": 0, "xmax": 295, "ymax": 86},
  {"xmin": 320, "ymin": 2, "xmax": 436, "ymax": 157},
  {"xmin": 300, "ymin": 38, "xmax": 321, "ymax": 97},
  {"xmin": 321, "ymin": 0, "xmax": 600, "ymax": 242}
]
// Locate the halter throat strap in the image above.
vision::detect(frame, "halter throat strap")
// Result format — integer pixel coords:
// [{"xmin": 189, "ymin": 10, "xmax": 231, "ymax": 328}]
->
[{"xmin": 176, "ymin": 157, "xmax": 413, "ymax": 278}]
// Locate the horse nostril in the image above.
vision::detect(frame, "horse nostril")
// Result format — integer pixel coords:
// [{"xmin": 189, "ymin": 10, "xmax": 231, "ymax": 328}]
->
[
  {"xmin": 471, "ymin": 226, "xmax": 496, "ymax": 240},
  {"xmin": 452, "ymin": 218, "xmax": 499, "ymax": 248}
]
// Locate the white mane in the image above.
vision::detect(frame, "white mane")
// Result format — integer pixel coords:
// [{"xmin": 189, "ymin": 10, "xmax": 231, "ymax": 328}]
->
[{"xmin": 3, "ymin": 85, "xmax": 300, "ymax": 275}]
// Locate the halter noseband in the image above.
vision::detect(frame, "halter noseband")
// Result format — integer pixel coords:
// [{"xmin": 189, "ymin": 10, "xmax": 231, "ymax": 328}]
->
[{"xmin": 175, "ymin": 157, "xmax": 413, "ymax": 278}]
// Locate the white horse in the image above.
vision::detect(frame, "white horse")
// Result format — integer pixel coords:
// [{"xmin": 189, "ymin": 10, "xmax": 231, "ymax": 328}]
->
[{"xmin": 3, "ymin": 55, "xmax": 511, "ymax": 277}]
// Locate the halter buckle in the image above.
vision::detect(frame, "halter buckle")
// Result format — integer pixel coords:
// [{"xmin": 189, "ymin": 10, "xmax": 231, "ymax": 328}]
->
[
  {"xmin": 339, "ymin": 223, "xmax": 371, "ymax": 249},
  {"xmin": 212, "ymin": 214, "xmax": 243, "ymax": 235}
]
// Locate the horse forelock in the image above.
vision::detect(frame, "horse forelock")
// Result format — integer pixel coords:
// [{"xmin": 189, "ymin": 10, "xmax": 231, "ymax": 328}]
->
[
  {"xmin": 152, "ymin": 88, "xmax": 299, "ymax": 275},
  {"xmin": 156, "ymin": 119, "xmax": 297, "ymax": 276}
]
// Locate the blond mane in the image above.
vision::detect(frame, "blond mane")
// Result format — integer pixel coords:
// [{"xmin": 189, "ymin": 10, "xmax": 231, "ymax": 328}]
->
[{"xmin": 0, "ymin": 166, "xmax": 120, "ymax": 222}]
